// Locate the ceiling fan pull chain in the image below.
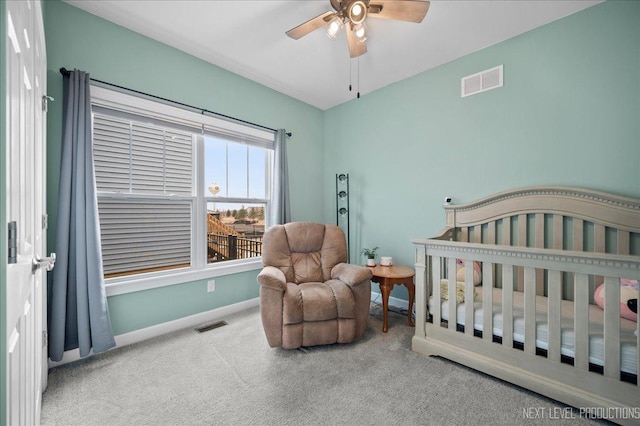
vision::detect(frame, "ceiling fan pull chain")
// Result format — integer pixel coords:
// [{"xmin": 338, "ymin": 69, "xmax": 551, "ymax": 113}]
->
[
  {"xmin": 349, "ymin": 59, "xmax": 352, "ymax": 92},
  {"xmin": 357, "ymin": 57, "xmax": 360, "ymax": 99}
]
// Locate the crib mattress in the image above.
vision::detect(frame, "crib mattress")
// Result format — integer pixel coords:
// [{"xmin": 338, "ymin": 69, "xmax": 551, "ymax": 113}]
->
[{"xmin": 428, "ymin": 285, "xmax": 638, "ymax": 375}]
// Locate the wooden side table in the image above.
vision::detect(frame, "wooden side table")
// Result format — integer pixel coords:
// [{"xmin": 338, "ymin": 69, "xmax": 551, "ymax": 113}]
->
[{"xmin": 367, "ymin": 264, "xmax": 415, "ymax": 333}]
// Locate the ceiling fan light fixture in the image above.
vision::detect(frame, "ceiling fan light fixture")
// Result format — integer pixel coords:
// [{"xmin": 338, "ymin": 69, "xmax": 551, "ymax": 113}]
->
[
  {"xmin": 348, "ymin": 1, "xmax": 367, "ymax": 25},
  {"xmin": 287, "ymin": 0, "xmax": 431, "ymax": 58},
  {"xmin": 353, "ymin": 22, "xmax": 369, "ymax": 42},
  {"xmin": 326, "ymin": 15, "xmax": 344, "ymax": 39}
]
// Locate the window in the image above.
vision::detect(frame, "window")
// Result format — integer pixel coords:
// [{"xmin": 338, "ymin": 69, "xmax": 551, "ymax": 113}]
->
[
  {"xmin": 91, "ymin": 87, "xmax": 274, "ymax": 283},
  {"xmin": 204, "ymin": 135, "xmax": 268, "ymax": 265}
]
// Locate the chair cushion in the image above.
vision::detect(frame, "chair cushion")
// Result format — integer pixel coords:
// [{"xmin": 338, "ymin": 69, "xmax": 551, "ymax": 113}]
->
[
  {"xmin": 291, "ymin": 252, "xmax": 323, "ymax": 283},
  {"xmin": 261, "ymin": 222, "xmax": 347, "ymax": 284},
  {"xmin": 283, "ymin": 281, "xmax": 355, "ymax": 325},
  {"xmin": 285, "ymin": 222, "xmax": 326, "ymax": 253}
]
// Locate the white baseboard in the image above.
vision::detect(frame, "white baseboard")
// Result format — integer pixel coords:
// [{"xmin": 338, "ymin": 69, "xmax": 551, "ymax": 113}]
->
[
  {"xmin": 48, "ymin": 297, "xmax": 259, "ymax": 368},
  {"xmin": 49, "ymin": 293, "xmax": 409, "ymax": 368}
]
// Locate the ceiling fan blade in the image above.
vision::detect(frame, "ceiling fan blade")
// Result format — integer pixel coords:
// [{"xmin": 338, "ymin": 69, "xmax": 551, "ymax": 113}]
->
[
  {"xmin": 368, "ymin": 0, "xmax": 430, "ymax": 23},
  {"xmin": 286, "ymin": 11, "xmax": 335, "ymax": 40},
  {"xmin": 346, "ymin": 22, "xmax": 367, "ymax": 58}
]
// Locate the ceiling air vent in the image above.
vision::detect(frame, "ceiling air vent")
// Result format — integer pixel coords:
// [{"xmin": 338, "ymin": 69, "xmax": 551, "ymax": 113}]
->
[{"xmin": 461, "ymin": 65, "xmax": 503, "ymax": 98}]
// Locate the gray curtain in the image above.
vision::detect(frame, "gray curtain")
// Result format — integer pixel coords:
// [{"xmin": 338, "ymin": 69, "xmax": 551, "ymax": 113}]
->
[
  {"xmin": 269, "ymin": 129, "xmax": 291, "ymax": 225},
  {"xmin": 48, "ymin": 70, "xmax": 115, "ymax": 362}
]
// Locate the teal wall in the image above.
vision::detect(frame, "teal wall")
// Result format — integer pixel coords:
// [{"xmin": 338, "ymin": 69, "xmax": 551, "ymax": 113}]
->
[
  {"xmin": 42, "ymin": 0, "xmax": 325, "ymax": 336},
  {"xmin": 108, "ymin": 270, "xmax": 260, "ymax": 334},
  {"xmin": 1, "ymin": 0, "xmax": 7, "ymax": 422},
  {"xmin": 324, "ymin": 1, "xmax": 640, "ymax": 299},
  {"xmin": 37, "ymin": 1, "xmax": 640, "ymax": 335}
]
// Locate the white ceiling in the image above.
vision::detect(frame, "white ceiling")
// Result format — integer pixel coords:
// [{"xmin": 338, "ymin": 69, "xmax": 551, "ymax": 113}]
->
[{"xmin": 64, "ymin": 0, "xmax": 601, "ymax": 110}]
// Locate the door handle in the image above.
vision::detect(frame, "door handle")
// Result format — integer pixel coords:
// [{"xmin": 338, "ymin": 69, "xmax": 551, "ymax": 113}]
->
[{"xmin": 33, "ymin": 253, "xmax": 56, "ymax": 272}]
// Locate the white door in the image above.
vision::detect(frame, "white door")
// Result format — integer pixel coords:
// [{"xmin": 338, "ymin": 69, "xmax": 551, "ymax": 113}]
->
[{"xmin": 5, "ymin": 0, "xmax": 50, "ymax": 424}]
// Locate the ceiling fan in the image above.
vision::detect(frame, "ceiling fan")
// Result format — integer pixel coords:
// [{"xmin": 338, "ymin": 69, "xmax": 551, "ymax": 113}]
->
[{"xmin": 286, "ymin": 0, "xmax": 431, "ymax": 58}]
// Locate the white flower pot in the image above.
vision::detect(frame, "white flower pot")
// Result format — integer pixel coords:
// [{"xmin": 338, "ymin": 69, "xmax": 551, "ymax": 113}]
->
[{"xmin": 366, "ymin": 258, "xmax": 376, "ymax": 266}]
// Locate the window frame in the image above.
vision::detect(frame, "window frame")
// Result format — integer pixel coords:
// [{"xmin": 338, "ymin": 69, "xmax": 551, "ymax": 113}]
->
[{"xmin": 91, "ymin": 86, "xmax": 274, "ymax": 296}]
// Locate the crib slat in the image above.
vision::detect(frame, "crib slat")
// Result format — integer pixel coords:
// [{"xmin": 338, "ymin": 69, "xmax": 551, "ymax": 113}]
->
[
  {"xmin": 465, "ymin": 260, "xmax": 474, "ymax": 336},
  {"xmin": 595, "ymin": 224, "xmax": 606, "ymax": 253},
  {"xmin": 482, "ymin": 263, "xmax": 493, "ymax": 342},
  {"xmin": 535, "ymin": 214, "xmax": 544, "ymax": 295},
  {"xmin": 503, "ymin": 217, "xmax": 511, "ymax": 246},
  {"xmin": 573, "ymin": 219, "xmax": 584, "ymax": 251},
  {"xmin": 574, "ymin": 273, "xmax": 589, "ymax": 371},
  {"xmin": 502, "ymin": 264, "xmax": 514, "ymax": 349},
  {"xmin": 572, "ymin": 218, "xmax": 589, "ymax": 364},
  {"xmin": 617, "ymin": 230, "xmax": 630, "ymax": 255},
  {"xmin": 517, "ymin": 215, "xmax": 526, "ymax": 292},
  {"xmin": 552, "ymin": 215, "xmax": 565, "ymax": 300},
  {"xmin": 594, "ymin": 224, "xmax": 606, "ymax": 291},
  {"xmin": 552, "ymin": 215, "xmax": 563, "ymax": 250},
  {"xmin": 460, "ymin": 227, "xmax": 469, "ymax": 243},
  {"xmin": 524, "ymin": 267, "xmax": 536, "ymax": 355},
  {"xmin": 487, "ymin": 221, "xmax": 496, "ymax": 245},
  {"xmin": 416, "ymin": 245, "xmax": 427, "ymax": 338},
  {"xmin": 535, "ymin": 214, "xmax": 544, "ymax": 248},
  {"xmin": 603, "ymin": 276, "xmax": 621, "ymax": 379},
  {"xmin": 448, "ymin": 257, "xmax": 457, "ymax": 331},
  {"xmin": 547, "ymin": 270, "xmax": 562, "ymax": 362},
  {"xmin": 518, "ymin": 214, "xmax": 527, "ymax": 246},
  {"xmin": 432, "ymin": 256, "xmax": 441, "ymax": 325},
  {"xmin": 472, "ymin": 227, "xmax": 481, "ymax": 244}
]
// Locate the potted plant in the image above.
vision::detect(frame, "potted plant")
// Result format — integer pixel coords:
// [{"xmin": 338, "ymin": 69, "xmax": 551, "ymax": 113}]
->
[{"xmin": 361, "ymin": 246, "xmax": 379, "ymax": 266}]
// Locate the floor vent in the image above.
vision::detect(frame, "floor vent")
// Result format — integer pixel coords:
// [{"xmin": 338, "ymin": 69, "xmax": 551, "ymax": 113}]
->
[
  {"xmin": 461, "ymin": 64, "xmax": 503, "ymax": 98},
  {"xmin": 195, "ymin": 320, "xmax": 228, "ymax": 333}
]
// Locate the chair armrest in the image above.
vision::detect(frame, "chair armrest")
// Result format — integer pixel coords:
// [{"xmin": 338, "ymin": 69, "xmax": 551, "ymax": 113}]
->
[
  {"xmin": 331, "ymin": 263, "xmax": 372, "ymax": 287},
  {"xmin": 257, "ymin": 266, "xmax": 287, "ymax": 291}
]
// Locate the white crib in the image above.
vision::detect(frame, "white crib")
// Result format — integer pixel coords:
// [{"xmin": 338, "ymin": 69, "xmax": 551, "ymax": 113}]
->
[{"xmin": 412, "ymin": 187, "xmax": 640, "ymax": 425}]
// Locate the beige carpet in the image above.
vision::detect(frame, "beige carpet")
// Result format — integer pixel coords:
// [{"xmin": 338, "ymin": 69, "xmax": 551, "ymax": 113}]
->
[{"xmin": 41, "ymin": 303, "xmax": 602, "ymax": 425}]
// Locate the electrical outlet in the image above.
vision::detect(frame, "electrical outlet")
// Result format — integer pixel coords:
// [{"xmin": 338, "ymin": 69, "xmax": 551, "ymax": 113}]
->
[{"xmin": 207, "ymin": 280, "xmax": 216, "ymax": 292}]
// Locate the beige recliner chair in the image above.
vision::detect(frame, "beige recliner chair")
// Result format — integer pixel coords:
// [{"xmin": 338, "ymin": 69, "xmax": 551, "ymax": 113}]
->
[{"xmin": 257, "ymin": 222, "xmax": 372, "ymax": 349}]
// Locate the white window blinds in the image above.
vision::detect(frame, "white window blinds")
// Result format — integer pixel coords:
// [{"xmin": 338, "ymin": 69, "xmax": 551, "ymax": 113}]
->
[
  {"xmin": 98, "ymin": 198, "xmax": 191, "ymax": 276},
  {"xmin": 93, "ymin": 113, "xmax": 193, "ymax": 196},
  {"xmin": 93, "ymin": 112, "xmax": 194, "ymax": 276}
]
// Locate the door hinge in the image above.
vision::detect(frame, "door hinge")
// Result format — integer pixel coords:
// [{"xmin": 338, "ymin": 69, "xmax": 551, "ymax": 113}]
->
[
  {"xmin": 8, "ymin": 221, "xmax": 17, "ymax": 264},
  {"xmin": 42, "ymin": 213, "xmax": 48, "ymax": 230},
  {"xmin": 42, "ymin": 330, "xmax": 48, "ymax": 347}
]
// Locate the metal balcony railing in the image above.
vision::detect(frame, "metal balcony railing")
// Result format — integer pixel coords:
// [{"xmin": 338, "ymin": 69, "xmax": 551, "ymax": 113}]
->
[{"xmin": 207, "ymin": 233, "xmax": 263, "ymax": 262}]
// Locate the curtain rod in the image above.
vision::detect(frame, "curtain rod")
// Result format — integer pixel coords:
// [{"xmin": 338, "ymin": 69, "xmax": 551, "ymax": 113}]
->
[{"xmin": 59, "ymin": 67, "xmax": 291, "ymax": 137}]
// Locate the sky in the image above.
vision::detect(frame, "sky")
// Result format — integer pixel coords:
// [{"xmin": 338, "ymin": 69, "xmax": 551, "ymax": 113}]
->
[{"xmin": 204, "ymin": 135, "xmax": 268, "ymax": 213}]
